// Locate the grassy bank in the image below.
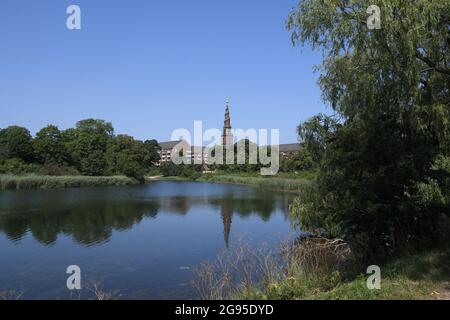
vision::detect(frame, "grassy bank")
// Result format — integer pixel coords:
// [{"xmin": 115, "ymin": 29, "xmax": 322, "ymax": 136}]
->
[
  {"xmin": 250, "ymin": 250, "xmax": 449, "ymax": 300},
  {"xmin": 158, "ymin": 174, "xmax": 311, "ymax": 192},
  {"xmin": 193, "ymin": 238, "xmax": 450, "ymax": 300},
  {"xmin": 198, "ymin": 174, "xmax": 311, "ymax": 192},
  {"xmin": 0, "ymin": 174, "xmax": 139, "ymax": 191},
  {"xmin": 306, "ymin": 250, "xmax": 450, "ymax": 300}
]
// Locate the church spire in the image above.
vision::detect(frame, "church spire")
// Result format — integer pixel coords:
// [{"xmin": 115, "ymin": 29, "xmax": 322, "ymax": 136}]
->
[
  {"xmin": 222, "ymin": 98, "xmax": 232, "ymax": 145},
  {"xmin": 224, "ymin": 98, "xmax": 231, "ymax": 129}
]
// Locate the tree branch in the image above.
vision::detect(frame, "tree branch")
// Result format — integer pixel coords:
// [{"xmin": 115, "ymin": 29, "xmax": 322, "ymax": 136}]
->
[{"xmin": 416, "ymin": 52, "xmax": 450, "ymax": 76}]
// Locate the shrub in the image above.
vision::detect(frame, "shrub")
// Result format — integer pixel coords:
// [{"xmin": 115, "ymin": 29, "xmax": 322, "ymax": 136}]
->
[
  {"xmin": 38, "ymin": 164, "xmax": 80, "ymax": 176},
  {"xmin": 0, "ymin": 158, "xmax": 39, "ymax": 175},
  {"xmin": 159, "ymin": 162, "xmax": 182, "ymax": 177},
  {"xmin": 0, "ymin": 175, "xmax": 138, "ymax": 190}
]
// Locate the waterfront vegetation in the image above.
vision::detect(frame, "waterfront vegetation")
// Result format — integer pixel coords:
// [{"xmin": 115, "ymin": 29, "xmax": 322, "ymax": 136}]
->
[
  {"xmin": 159, "ymin": 174, "xmax": 311, "ymax": 192},
  {"xmin": 198, "ymin": 174, "xmax": 311, "ymax": 192},
  {"xmin": 193, "ymin": 238, "xmax": 450, "ymax": 300},
  {"xmin": 156, "ymin": 139, "xmax": 317, "ymax": 192},
  {"xmin": 286, "ymin": 0, "xmax": 450, "ymax": 260},
  {"xmin": 238, "ymin": 247, "xmax": 450, "ymax": 300},
  {"xmin": 156, "ymin": 161, "xmax": 315, "ymax": 192},
  {"xmin": 0, "ymin": 119, "xmax": 161, "ymax": 183},
  {"xmin": 0, "ymin": 174, "xmax": 138, "ymax": 191},
  {"xmin": 195, "ymin": 0, "xmax": 450, "ymax": 300}
]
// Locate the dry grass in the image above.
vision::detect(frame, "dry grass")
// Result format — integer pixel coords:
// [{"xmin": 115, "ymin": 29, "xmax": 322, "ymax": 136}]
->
[
  {"xmin": 84, "ymin": 281, "xmax": 120, "ymax": 300},
  {"xmin": 0, "ymin": 290, "xmax": 24, "ymax": 300},
  {"xmin": 192, "ymin": 242, "xmax": 265, "ymax": 299},
  {"xmin": 192, "ymin": 238, "xmax": 450, "ymax": 300},
  {"xmin": 290, "ymin": 237, "xmax": 351, "ymax": 274},
  {"xmin": 68, "ymin": 279, "xmax": 120, "ymax": 300},
  {"xmin": 0, "ymin": 281, "xmax": 119, "ymax": 300},
  {"xmin": 191, "ymin": 237, "xmax": 351, "ymax": 300}
]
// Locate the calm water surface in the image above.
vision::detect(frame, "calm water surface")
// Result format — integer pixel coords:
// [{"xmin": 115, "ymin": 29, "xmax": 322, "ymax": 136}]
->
[{"xmin": 0, "ymin": 181, "xmax": 296, "ymax": 299}]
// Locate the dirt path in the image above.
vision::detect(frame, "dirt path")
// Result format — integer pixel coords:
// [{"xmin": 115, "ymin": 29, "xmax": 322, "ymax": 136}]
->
[
  {"xmin": 429, "ymin": 283, "xmax": 450, "ymax": 300},
  {"xmin": 146, "ymin": 175, "xmax": 163, "ymax": 180}
]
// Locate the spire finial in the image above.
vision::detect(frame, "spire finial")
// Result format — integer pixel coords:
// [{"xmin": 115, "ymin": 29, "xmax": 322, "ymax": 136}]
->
[{"xmin": 226, "ymin": 97, "xmax": 229, "ymax": 110}]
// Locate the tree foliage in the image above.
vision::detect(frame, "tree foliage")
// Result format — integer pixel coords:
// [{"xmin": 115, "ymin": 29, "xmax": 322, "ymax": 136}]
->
[
  {"xmin": 280, "ymin": 149, "xmax": 315, "ymax": 172},
  {"xmin": 288, "ymin": 0, "xmax": 450, "ymax": 257},
  {"xmin": 34, "ymin": 125, "xmax": 68, "ymax": 165},
  {"xmin": 0, "ymin": 119, "xmax": 160, "ymax": 180},
  {"xmin": 297, "ymin": 114, "xmax": 340, "ymax": 163},
  {"xmin": 106, "ymin": 134, "xmax": 152, "ymax": 181},
  {"xmin": 0, "ymin": 126, "xmax": 34, "ymax": 162},
  {"xmin": 144, "ymin": 139, "xmax": 161, "ymax": 165}
]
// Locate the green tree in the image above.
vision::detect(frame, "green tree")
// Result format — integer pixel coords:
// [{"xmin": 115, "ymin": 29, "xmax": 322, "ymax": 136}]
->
[
  {"xmin": 288, "ymin": 0, "xmax": 450, "ymax": 257},
  {"xmin": 160, "ymin": 162, "xmax": 183, "ymax": 177},
  {"xmin": 144, "ymin": 139, "xmax": 161, "ymax": 165},
  {"xmin": 61, "ymin": 128, "xmax": 78, "ymax": 166},
  {"xmin": 281, "ymin": 149, "xmax": 314, "ymax": 172},
  {"xmin": 297, "ymin": 114, "xmax": 339, "ymax": 164},
  {"xmin": 70, "ymin": 119, "xmax": 114, "ymax": 176},
  {"xmin": 0, "ymin": 142, "xmax": 7, "ymax": 161},
  {"xmin": 75, "ymin": 118, "xmax": 114, "ymax": 137},
  {"xmin": 214, "ymin": 139, "xmax": 261, "ymax": 173},
  {"xmin": 0, "ymin": 126, "xmax": 34, "ymax": 162},
  {"xmin": 33, "ymin": 125, "xmax": 68, "ymax": 165},
  {"xmin": 106, "ymin": 135, "xmax": 150, "ymax": 180}
]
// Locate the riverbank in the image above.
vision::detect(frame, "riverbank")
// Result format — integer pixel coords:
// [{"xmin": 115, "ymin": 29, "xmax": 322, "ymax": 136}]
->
[
  {"xmin": 307, "ymin": 249, "xmax": 450, "ymax": 300},
  {"xmin": 283, "ymin": 248, "xmax": 450, "ymax": 300},
  {"xmin": 158, "ymin": 173, "xmax": 312, "ymax": 192},
  {"xmin": 194, "ymin": 240, "xmax": 450, "ymax": 300},
  {"xmin": 0, "ymin": 174, "xmax": 139, "ymax": 191},
  {"xmin": 199, "ymin": 174, "xmax": 310, "ymax": 192}
]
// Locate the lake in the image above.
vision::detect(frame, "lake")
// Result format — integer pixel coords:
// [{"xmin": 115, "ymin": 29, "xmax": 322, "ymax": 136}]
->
[{"xmin": 0, "ymin": 180, "xmax": 296, "ymax": 299}]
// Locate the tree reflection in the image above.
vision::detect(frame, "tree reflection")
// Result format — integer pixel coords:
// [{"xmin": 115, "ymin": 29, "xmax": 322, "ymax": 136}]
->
[
  {"xmin": 220, "ymin": 197, "xmax": 233, "ymax": 248},
  {"xmin": 0, "ymin": 187, "xmax": 292, "ymax": 247},
  {"xmin": 208, "ymin": 189, "xmax": 292, "ymax": 247},
  {"xmin": 0, "ymin": 200, "xmax": 159, "ymax": 246}
]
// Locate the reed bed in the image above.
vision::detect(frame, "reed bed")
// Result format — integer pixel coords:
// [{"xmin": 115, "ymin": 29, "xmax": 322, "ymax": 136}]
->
[
  {"xmin": 0, "ymin": 174, "xmax": 138, "ymax": 191},
  {"xmin": 199, "ymin": 174, "xmax": 310, "ymax": 192}
]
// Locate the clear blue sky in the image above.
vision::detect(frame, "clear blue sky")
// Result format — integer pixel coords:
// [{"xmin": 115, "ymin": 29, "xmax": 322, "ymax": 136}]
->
[{"xmin": 0, "ymin": 0, "xmax": 329, "ymax": 144}]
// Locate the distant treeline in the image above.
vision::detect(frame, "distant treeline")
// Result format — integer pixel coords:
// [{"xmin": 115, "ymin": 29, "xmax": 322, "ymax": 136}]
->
[
  {"xmin": 0, "ymin": 119, "xmax": 161, "ymax": 181},
  {"xmin": 158, "ymin": 139, "xmax": 315, "ymax": 179},
  {"xmin": 0, "ymin": 119, "xmax": 315, "ymax": 184}
]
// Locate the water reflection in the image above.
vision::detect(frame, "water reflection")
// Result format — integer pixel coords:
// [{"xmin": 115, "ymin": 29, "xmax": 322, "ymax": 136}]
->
[{"xmin": 0, "ymin": 182, "xmax": 293, "ymax": 247}]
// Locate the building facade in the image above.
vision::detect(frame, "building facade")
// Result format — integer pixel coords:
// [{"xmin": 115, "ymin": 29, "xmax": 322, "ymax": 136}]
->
[
  {"xmin": 157, "ymin": 140, "xmax": 208, "ymax": 165},
  {"xmin": 157, "ymin": 140, "xmax": 191, "ymax": 164},
  {"xmin": 278, "ymin": 143, "xmax": 301, "ymax": 157},
  {"xmin": 156, "ymin": 99, "xmax": 301, "ymax": 166}
]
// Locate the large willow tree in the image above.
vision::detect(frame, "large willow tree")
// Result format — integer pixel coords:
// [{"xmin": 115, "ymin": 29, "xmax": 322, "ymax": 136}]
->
[{"xmin": 289, "ymin": 0, "xmax": 450, "ymax": 257}]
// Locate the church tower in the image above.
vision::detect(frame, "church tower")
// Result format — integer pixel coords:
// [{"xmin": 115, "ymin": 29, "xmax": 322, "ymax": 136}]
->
[
  {"xmin": 222, "ymin": 98, "xmax": 233, "ymax": 145},
  {"xmin": 220, "ymin": 200, "xmax": 233, "ymax": 248}
]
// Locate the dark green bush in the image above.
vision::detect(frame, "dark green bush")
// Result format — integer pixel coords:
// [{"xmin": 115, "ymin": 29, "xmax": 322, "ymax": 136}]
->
[
  {"xmin": 38, "ymin": 164, "xmax": 80, "ymax": 176},
  {"xmin": 0, "ymin": 158, "xmax": 39, "ymax": 175}
]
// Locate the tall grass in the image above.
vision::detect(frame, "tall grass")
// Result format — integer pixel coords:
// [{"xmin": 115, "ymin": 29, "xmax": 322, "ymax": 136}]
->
[
  {"xmin": 1, "ymin": 280, "xmax": 119, "ymax": 300},
  {"xmin": 0, "ymin": 290, "xmax": 23, "ymax": 300},
  {"xmin": 198, "ymin": 174, "xmax": 311, "ymax": 192},
  {"xmin": 0, "ymin": 174, "xmax": 139, "ymax": 191},
  {"xmin": 192, "ymin": 237, "xmax": 351, "ymax": 300},
  {"xmin": 192, "ymin": 238, "xmax": 450, "ymax": 300}
]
